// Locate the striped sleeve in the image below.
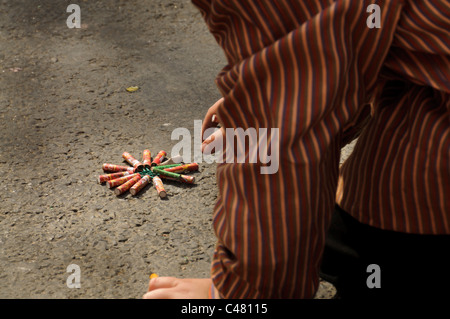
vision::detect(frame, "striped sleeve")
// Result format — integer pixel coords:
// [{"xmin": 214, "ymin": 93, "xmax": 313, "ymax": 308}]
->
[
  {"xmin": 337, "ymin": 0, "xmax": 450, "ymax": 234},
  {"xmin": 192, "ymin": 0, "xmax": 448, "ymax": 299},
  {"xmin": 384, "ymin": 0, "xmax": 450, "ymax": 92}
]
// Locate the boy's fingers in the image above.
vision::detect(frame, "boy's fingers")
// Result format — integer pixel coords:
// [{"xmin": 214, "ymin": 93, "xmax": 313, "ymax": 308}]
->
[
  {"xmin": 201, "ymin": 134, "xmax": 216, "ymax": 154},
  {"xmin": 201, "ymin": 111, "xmax": 219, "ymax": 140},
  {"xmin": 143, "ymin": 289, "xmax": 176, "ymax": 299},
  {"xmin": 144, "ymin": 278, "xmax": 213, "ymax": 299},
  {"xmin": 201, "ymin": 98, "xmax": 224, "ymax": 141},
  {"xmin": 202, "ymin": 128, "xmax": 225, "ymax": 154},
  {"xmin": 147, "ymin": 276, "xmax": 177, "ymax": 292}
]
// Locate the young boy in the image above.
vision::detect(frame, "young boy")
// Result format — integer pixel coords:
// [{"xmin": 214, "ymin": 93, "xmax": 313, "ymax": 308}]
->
[{"xmin": 143, "ymin": 0, "xmax": 450, "ymax": 299}]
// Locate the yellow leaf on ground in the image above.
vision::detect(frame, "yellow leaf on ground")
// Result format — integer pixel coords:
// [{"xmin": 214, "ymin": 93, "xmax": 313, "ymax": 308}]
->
[{"xmin": 126, "ymin": 86, "xmax": 139, "ymax": 92}]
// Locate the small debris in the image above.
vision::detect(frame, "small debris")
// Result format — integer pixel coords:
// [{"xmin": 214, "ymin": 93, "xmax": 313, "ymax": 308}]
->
[
  {"xmin": 126, "ymin": 86, "xmax": 139, "ymax": 92},
  {"xmin": 9, "ymin": 67, "xmax": 22, "ymax": 72}
]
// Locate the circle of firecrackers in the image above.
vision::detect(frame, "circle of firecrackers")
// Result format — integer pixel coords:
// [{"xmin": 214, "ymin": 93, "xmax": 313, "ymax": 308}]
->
[{"xmin": 98, "ymin": 150, "xmax": 198, "ymax": 198}]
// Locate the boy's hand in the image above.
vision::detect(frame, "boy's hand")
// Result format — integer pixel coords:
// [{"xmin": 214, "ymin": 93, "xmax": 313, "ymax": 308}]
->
[
  {"xmin": 201, "ymin": 97, "xmax": 225, "ymax": 154},
  {"xmin": 142, "ymin": 277, "xmax": 212, "ymax": 299}
]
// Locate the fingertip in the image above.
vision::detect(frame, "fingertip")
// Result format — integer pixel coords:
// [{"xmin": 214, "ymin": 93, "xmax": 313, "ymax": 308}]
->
[
  {"xmin": 148, "ymin": 276, "xmax": 178, "ymax": 290},
  {"xmin": 201, "ymin": 142, "xmax": 206, "ymax": 153},
  {"xmin": 202, "ymin": 135, "xmax": 216, "ymax": 154},
  {"xmin": 148, "ymin": 275, "xmax": 159, "ymax": 291}
]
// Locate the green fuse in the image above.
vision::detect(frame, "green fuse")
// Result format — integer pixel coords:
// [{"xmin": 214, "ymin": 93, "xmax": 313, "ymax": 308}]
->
[
  {"xmin": 152, "ymin": 168, "xmax": 180, "ymax": 178},
  {"xmin": 152, "ymin": 168, "xmax": 195, "ymax": 184},
  {"xmin": 153, "ymin": 164, "xmax": 183, "ymax": 169},
  {"xmin": 139, "ymin": 168, "xmax": 158, "ymax": 179}
]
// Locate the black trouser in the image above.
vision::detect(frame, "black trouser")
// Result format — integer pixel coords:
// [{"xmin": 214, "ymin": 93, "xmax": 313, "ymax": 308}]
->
[{"xmin": 319, "ymin": 205, "xmax": 450, "ymax": 299}]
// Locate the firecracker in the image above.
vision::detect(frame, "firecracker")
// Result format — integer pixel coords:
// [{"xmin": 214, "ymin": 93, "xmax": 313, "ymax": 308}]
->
[{"xmin": 98, "ymin": 150, "xmax": 198, "ymax": 198}]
